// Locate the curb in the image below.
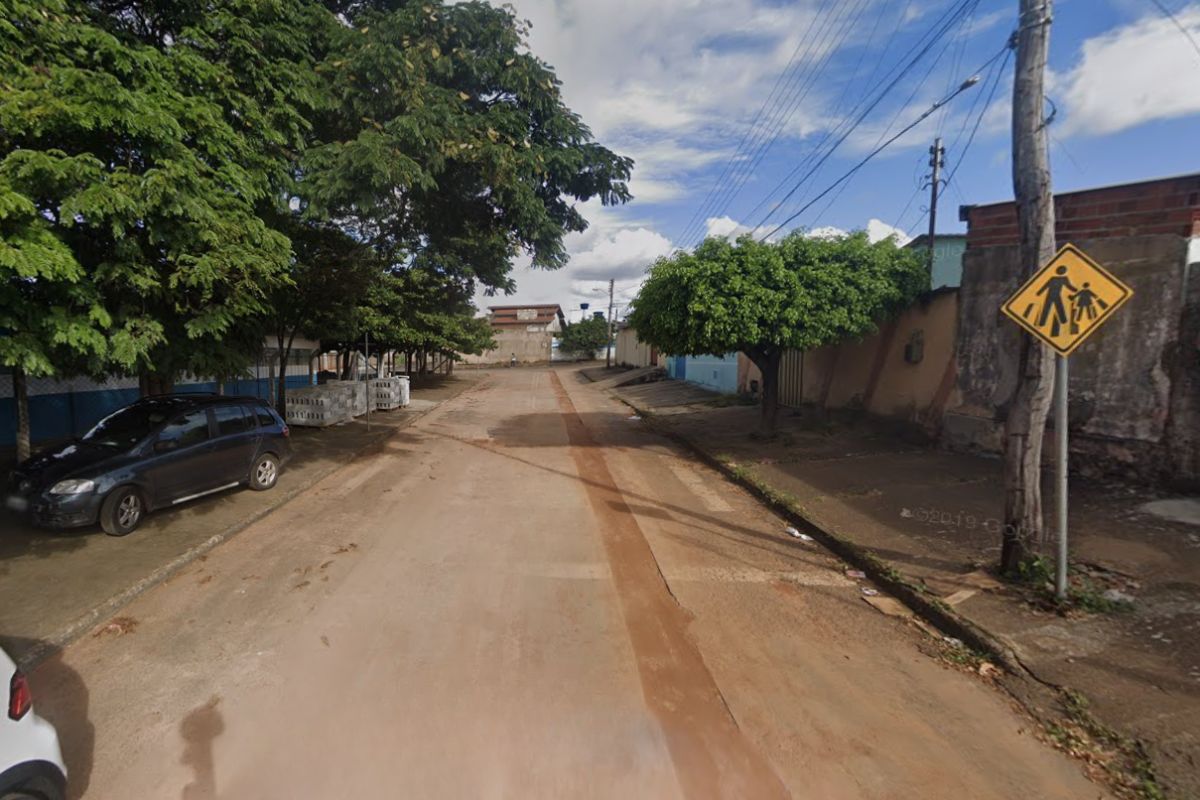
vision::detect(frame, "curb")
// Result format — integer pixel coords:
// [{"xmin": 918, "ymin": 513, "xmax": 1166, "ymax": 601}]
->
[
  {"xmin": 592, "ymin": 376, "xmax": 1026, "ymax": 674},
  {"xmin": 17, "ymin": 378, "xmax": 479, "ymax": 671},
  {"xmin": 588, "ymin": 375, "xmax": 1176, "ymax": 799}
]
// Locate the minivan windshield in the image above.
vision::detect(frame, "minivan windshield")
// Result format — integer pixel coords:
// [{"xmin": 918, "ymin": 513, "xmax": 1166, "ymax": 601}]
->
[{"xmin": 81, "ymin": 403, "xmax": 175, "ymax": 449}]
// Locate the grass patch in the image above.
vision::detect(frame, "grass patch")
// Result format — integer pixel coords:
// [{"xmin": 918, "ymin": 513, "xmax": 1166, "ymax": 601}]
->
[
  {"xmin": 1005, "ymin": 556, "xmax": 1136, "ymax": 616},
  {"xmin": 1040, "ymin": 689, "xmax": 1166, "ymax": 800}
]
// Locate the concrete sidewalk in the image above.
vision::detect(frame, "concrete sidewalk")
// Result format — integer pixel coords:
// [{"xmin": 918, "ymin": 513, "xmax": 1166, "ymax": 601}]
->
[
  {"xmin": 599, "ymin": 370, "xmax": 1200, "ymax": 799},
  {"xmin": 0, "ymin": 373, "xmax": 482, "ymax": 668}
]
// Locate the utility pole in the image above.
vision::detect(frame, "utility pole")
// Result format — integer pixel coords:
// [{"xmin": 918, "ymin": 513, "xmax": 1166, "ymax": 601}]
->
[
  {"xmin": 1002, "ymin": 0, "xmax": 1057, "ymax": 577},
  {"xmin": 926, "ymin": 137, "xmax": 945, "ymax": 277},
  {"xmin": 606, "ymin": 278, "xmax": 615, "ymax": 368}
]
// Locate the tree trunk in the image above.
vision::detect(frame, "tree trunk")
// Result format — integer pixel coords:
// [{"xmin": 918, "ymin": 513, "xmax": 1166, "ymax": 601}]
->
[
  {"xmin": 139, "ymin": 372, "xmax": 174, "ymax": 396},
  {"xmin": 13, "ymin": 366, "xmax": 31, "ymax": 463},
  {"xmin": 1002, "ymin": 0, "xmax": 1057, "ymax": 575},
  {"xmin": 749, "ymin": 348, "xmax": 783, "ymax": 437}
]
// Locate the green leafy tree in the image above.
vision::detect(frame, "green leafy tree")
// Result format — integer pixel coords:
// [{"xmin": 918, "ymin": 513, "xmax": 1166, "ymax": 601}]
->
[
  {"xmin": 630, "ymin": 233, "xmax": 927, "ymax": 436},
  {"xmin": 559, "ymin": 316, "xmax": 609, "ymax": 358},
  {"xmin": 300, "ymin": 0, "xmax": 633, "ymax": 292},
  {"xmin": 260, "ymin": 218, "xmax": 379, "ymax": 412},
  {"xmin": 0, "ymin": 0, "xmax": 323, "ymax": 404}
]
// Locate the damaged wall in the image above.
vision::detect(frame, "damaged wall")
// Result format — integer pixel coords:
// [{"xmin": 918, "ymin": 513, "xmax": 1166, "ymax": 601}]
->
[{"xmin": 945, "ymin": 173, "xmax": 1200, "ymax": 486}]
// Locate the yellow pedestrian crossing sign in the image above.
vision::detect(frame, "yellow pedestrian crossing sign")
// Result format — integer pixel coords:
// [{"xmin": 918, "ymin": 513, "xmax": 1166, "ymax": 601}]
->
[{"xmin": 1002, "ymin": 244, "xmax": 1133, "ymax": 356}]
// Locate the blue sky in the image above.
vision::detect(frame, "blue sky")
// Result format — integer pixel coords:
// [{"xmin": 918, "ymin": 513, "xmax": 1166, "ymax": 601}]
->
[{"xmin": 483, "ymin": 0, "xmax": 1200, "ymax": 318}]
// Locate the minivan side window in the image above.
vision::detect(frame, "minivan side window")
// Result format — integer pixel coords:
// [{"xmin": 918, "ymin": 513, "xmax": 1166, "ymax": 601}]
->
[
  {"xmin": 214, "ymin": 404, "xmax": 253, "ymax": 436},
  {"xmin": 156, "ymin": 410, "xmax": 210, "ymax": 449}
]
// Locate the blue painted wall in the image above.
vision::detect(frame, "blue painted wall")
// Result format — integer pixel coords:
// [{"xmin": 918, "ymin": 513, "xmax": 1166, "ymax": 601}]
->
[
  {"xmin": 0, "ymin": 375, "xmax": 314, "ymax": 447},
  {"xmin": 665, "ymin": 353, "xmax": 739, "ymax": 394}
]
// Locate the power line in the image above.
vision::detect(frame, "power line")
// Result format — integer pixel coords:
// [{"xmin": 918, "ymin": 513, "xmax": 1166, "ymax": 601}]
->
[
  {"xmin": 758, "ymin": 71, "xmax": 985, "ymax": 242},
  {"xmin": 942, "ymin": 44, "xmax": 1012, "ymax": 192},
  {"xmin": 678, "ymin": 0, "xmax": 872, "ymax": 246},
  {"xmin": 736, "ymin": 0, "xmax": 915, "ymax": 228},
  {"xmin": 805, "ymin": 11, "xmax": 981, "ymax": 232},
  {"xmin": 1147, "ymin": 0, "xmax": 1200, "ymax": 62},
  {"xmin": 801, "ymin": 20, "xmax": 965, "ymax": 232},
  {"xmin": 705, "ymin": 0, "xmax": 897, "ymax": 241},
  {"xmin": 673, "ymin": 0, "xmax": 841, "ymax": 245},
  {"xmin": 751, "ymin": 0, "xmax": 992, "ymax": 234}
]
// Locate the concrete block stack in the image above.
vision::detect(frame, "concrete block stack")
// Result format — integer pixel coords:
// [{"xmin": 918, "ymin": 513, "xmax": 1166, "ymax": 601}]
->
[
  {"xmin": 371, "ymin": 377, "xmax": 405, "ymax": 411},
  {"xmin": 284, "ymin": 385, "xmax": 358, "ymax": 427},
  {"xmin": 326, "ymin": 380, "xmax": 370, "ymax": 417}
]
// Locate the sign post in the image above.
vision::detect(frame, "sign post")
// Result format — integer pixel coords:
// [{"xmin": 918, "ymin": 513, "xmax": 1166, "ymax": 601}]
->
[
  {"xmin": 1001, "ymin": 244, "xmax": 1133, "ymax": 599},
  {"xmin": 1054, "ymin": 354, "xmax": 1068, "ymax": 599}
]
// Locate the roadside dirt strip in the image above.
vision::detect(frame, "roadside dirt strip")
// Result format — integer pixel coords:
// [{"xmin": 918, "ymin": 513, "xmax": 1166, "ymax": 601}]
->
[
  {"xmin": 551, "ymin": 372, "xmax": 788, "ymax": 799},
  {"xmin": 29, "ymin": 368, "xmax": 1104, "ymax": 798}
]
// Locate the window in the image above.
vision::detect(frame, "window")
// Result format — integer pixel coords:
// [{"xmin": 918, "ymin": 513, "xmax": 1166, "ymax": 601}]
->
[
  {"xmin": 255, "ymin": 406, "xmax": 278, "ymax": 427},
  {"xmin": 156, "ymin": 410, "xmax": 210, "ymax": 449},
  {"xmin": 213, "ymin": 404, "xmax": 253, "ymax": 436},
  {"xmin": 83, "ymin": 405, "xmax": 171, "ymax": 449}
]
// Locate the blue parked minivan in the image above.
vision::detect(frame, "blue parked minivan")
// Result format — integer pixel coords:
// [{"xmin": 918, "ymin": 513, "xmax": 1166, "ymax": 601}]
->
[{"xmin": 5, "ymin": 394, "xmax": 292, "ymax": 536}]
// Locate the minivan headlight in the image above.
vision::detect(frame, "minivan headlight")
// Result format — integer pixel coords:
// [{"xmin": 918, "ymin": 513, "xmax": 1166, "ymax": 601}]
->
[{"xmin": 49, "ymin": 479, "xmax": 96, "ymax": 495}]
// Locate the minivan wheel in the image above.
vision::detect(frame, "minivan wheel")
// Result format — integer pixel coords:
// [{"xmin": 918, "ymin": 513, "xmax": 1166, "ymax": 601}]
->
[
  {"xmin": 249, "ymin": 454, "xmax": 279, "ymax": 491},
  {"xmin": 99, "ymin": 486, "xmax": 144, "ymax": 536}
]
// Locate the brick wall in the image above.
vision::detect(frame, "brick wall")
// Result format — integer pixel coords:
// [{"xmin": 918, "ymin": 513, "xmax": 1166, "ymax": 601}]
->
[
  {"xmin": 948, "ymin": 173, "xmax": 1200, "ymax": 487},
  {"xmin": 963, "ymin": 174, "xmax": 1200, "ymax": 248}
]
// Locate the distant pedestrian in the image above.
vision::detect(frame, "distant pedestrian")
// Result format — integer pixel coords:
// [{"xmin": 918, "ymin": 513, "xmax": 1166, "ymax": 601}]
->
[{"xmin": 509, "ymin": 353, "xmax": 517, "ymax": 368}]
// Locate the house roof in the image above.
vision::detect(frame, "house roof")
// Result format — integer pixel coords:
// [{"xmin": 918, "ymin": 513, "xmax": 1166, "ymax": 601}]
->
[
  {"xmin": 905, "ymin": 233, "xmax": 967, "ymax": 249},
  {"xmin": 488, "ymin": 304, "xmax": 564, "ymax": 328}
]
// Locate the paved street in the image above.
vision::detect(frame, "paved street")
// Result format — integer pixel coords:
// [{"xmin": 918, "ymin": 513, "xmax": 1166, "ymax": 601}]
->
[{"xmin": 30, "ymin": 368, "xmax": 1102, "ymax": 799}]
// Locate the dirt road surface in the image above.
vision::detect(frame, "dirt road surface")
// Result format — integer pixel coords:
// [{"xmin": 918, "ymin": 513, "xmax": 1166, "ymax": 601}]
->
[{"xmin": 30, "ymin": 368, "xmax": 1104, "ymax": 799}]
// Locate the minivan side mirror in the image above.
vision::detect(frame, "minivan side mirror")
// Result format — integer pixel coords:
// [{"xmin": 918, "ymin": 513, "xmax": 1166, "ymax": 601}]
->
[{"xmin": 154, "ymin": 439, "xmax": 178, "ymax": 454}]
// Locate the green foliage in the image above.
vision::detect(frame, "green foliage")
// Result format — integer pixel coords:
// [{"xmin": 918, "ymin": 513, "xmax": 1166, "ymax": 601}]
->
[
  {"xmin": 559, "ymin": 316, "xmax": 609, "ymax": 355},
  {"xmin": 300, "ymin": 0, "xmax": 633, "ymax": 289},
  {"xmin": 0, "ymin": 0, "xmax": 629, "ymax": 400},
  {"xmin": 629, "ymin": 231, "xmax": 926, "ymax": 433},
  {"xmin": 629, "ymin": 232, "xmax": 928, "ymax": 359},
  {"xmin": 0, "ymin": 0, "xmax": 321, "ymax": 380}
]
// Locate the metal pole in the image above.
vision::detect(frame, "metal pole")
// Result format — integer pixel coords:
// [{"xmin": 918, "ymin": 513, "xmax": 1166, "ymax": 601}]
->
[
  {"xmin": 606, "ymin": 278, "xmax": 615, "ymax": 368},
  {"xmin": 364, "ymin": 331, "xmax": 371, "ymax": 433},
  {"xmin": 1055, "ymin": 353, "xmax": 1069, "ymax": 599}
]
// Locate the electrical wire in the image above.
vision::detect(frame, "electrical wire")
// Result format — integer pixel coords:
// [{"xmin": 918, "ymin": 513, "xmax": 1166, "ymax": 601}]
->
[
  {"xmin": 751, "ymin": 0, "xmax": 994, "ymax": 235},
  {"xmin": 678, "ymin": 0, "xmax": 873, "ymax": 246},
  {"xmin": 673, "ymin": 0, "xmax": 842, "ymax": 245},
  {"xmin": 758, "ymin": 69, "xmax": 987, "ymax": 242},
  {"xmin": 736, "ymin": 0, "xmax": 915, "ymax": 229},
  {"xmin": 1147, "ymin": 0, "xmax": 1200, "ymax": 62},
  {"xmin": 694, "ymin": 0, "xmax": 895, "ymax": 242},
  {"xmin": 941, "ymin": 45, "xmax": 1011, "ymax": 193},
  {"xmin": 738, "ymin": 0, "xmax": 976, "ymax": 230}
]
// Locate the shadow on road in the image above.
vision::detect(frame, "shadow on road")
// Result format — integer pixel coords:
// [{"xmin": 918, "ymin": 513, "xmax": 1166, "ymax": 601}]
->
[{"xmin": 180, "ymin": 695, "xmax": 225, "ymax": 800}]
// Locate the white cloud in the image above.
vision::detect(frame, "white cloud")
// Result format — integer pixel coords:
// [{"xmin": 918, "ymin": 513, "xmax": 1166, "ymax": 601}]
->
[
  {"xmin": 866, "ymin": 218, "xmax": 912, "ymax": 245},
  {"xmin": 569, "ymin": 226, "xmax": 674, "ymax": 280},
  {"xmin": 704, "ymin": 215, "xmax": 779, "ymax": 241},
  {"xmin": 474, "ymin": 200, "xmax": 673, "ymax": 313},
  {"xmin": 705, "ymin": 216, "xmax": 909, "ymax": 244},
  {"xmin": 1057, "ymin": 6, "xmax": 1200, "ymax": 136}
]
